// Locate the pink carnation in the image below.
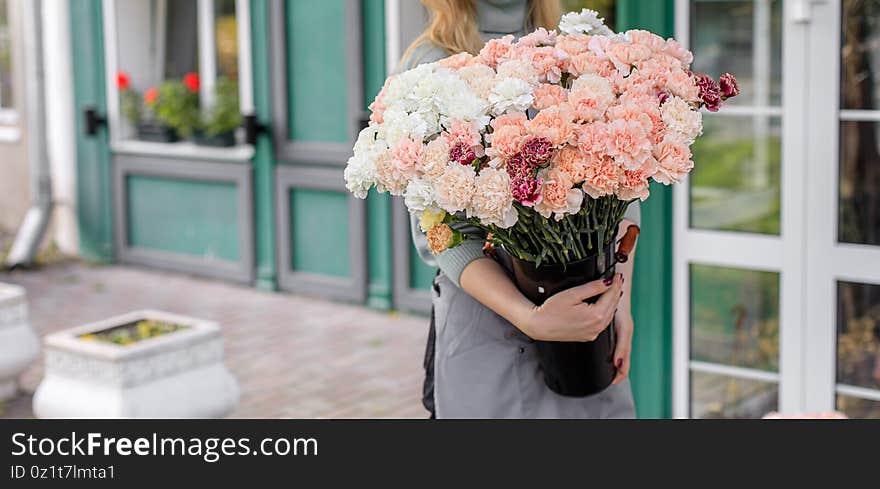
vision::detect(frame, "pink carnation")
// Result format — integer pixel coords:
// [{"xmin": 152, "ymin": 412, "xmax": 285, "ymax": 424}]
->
[
  {"xmin": 477, "ymin": 35, "xmax": 515, "ymax": 67},
  {"xmin": 553, "ymin": 145, "xmax": 589, "ymax": 183},
  {"xmin": 526, "ymin": 103, "xmax": 577, "ymax": 146},
  {"xmin": 606, "ymin": 40, "xmax": 652, "ymax": 75},
  {"xmin": 487, "ymin": 124, "xmax": 527, "ymax": 161},
  {"xmin": 391, "ymin": 138, "xmax": 424, "ymax": 177},
  {"xmin": 627, "ymin": 30, "xmax": 666, "ymax": 53},
  {"xmin": 374, "ymin": 149, "xmax": 408, "ymax": 195},
  {"xmin": 444, "ymin": 119, "xmax": 483, "ymax": 149},
  {"xmin": 582, "ymin": 154, "xmax": 621, "ymax": 199},
  {"xmin": 519, "ymin": 27, "xmax": 557, "ymax": 47},
  {"xmin": 569, "ymin": 52, "xmax": 616, "ymax": 78},
  {"xmin": 369, "ymin": 77, "xmax": 393, "ymax": 124},
  {"xmin": 555, "ymin": 34, "xmax": 592, "ymax": 56},
  {"xmin": 438, "ymin": 52, "xmax": 475, "ymax": 70},
  {"xmin": 576, "ymin": 121, "xmax": 610, "ymax": 155},
  {"xmin": 569, "ymin": 74, "xmax": 615, "ymax": 122},
  {"xmin": 449, "ymin": 142, "xmax": 477, "ymax": 165},
  {"xmin": 653, "ymin": 137, "xmax": 694, "ymax": 184},
  {"xmin": 662, "ymin": 38, "xmax": 694, "ymax": 66},
  {"xmin": 535, "ymin": 168, "xmax": 583, "ymax": 219},
  {"xmin": 666, "ymin": 69, "xmax": 700, "ymax": 102},
  {"xmin": 529, "ymin": 46, "xmax": 569, "ymax": 84},
  {"xmin": 607, "ymin": 118, "xmax": 653, "ymax": 171},
  {"xmin": 617, "ymin": 166, "xmax": 653, "ymax": 201},
  {"xmin": 533, "ymin": 83, "xmax": 568, "ymax": 110}
]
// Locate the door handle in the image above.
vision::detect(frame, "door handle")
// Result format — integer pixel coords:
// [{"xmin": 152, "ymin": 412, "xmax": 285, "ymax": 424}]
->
[
  {"xmin": 791, "ymin": 0, "xmax": 828, "ymax": 24},
  {"xmin": 83, "ymin": 106, "xmax": 106, "ymax": 136},
  {"xmin": 242, "ymin": 113, "xmax": 268, "ymax": 146}
]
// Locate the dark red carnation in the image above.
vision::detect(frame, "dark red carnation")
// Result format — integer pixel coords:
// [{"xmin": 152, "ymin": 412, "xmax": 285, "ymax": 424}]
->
[
  {"xmin": 510, "ymin": 175, "xmax": 542, "ymax": 206},
  {"xmin": 520, "ymin": 137, "xmax": 555, "ymax": 167},
  {"xmin": 449, "ymin": 142, "xmax": 477, "ymax": 165},
  {"xmin": 694, "ymin": 73, "xmax": 722, "ymax": 112},
  {"xmin": 719, "ymin": 73, "xmax": 740, "ymax": 99}
]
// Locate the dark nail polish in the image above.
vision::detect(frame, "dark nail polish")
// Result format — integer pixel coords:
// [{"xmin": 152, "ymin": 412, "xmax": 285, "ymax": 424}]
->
[
  {"xmin": 603, "ymin": 277, "xmax": 613, "ymax": 286},
  {"xmin": 616, "ymin": 358, "xmax": 623, "ymax": 368},
  {"xmin": 620, "ymin": 290, "xmax": 624, "ymax": 297}
]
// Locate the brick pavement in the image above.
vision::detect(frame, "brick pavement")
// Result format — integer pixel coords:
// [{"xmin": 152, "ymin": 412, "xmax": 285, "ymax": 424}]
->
[{"xmin": 0, "ymin": 261, "xmax": 430, "ymax": 419}]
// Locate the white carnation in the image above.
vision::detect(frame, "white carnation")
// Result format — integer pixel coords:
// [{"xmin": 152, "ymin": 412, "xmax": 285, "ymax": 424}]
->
[
  {"xmin": 488, "ymin": 77, "xmax": 534, "ymax": 116},
  {"xmin": 661, "ymin": 96, "xmax": 703, "ymax": 144},
  {"xmin": 344, "ymin": 153, "xmax": 377, "ymax": 200},
  {"xmin": 403, "ymin": 177, "xmax": 438, "ymax": 214},
  {"xmin": 379, "ymin": 107, "xmax": 429, "ymax": 146},
  {"xmin": 559, "ymin": 8, "xmax": 614, "ymax": 36}
]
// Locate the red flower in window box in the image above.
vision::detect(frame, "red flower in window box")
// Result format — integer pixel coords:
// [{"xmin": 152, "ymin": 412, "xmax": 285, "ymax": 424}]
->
[
  {"xmin": 183, "ymin": 72, "xmax": 200, "ymax": 93},
  {"xmin": 116, "ymin": 71, "xmax": 130, "ymax": 91},
  {"xmin": 144, "ymin": 87, "xmax": 159, "ymax": 105}
]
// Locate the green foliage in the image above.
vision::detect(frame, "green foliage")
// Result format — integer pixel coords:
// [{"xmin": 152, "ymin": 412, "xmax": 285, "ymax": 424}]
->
[
  {"xmin": 79, "ymin": 320, "xmax": 186, "ymax": 346},
  {"xmin": 201, "ymin": 76, "xmax": 242, "ymax": 136},
  {"xmin": 120, "ymin": 89, "xmax": 141, "ymax": 125},
  {"xmin": 149, "ymin": 80, "xmax": 200, "ymax": 137}
]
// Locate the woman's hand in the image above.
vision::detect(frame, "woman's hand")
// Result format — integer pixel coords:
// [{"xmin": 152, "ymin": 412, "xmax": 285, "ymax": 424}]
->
[
  {"xmin": 522, "ymin": 274, "xmax": 624, "ymax": 342},
  {"xmin": 612, "ymin": 310, "xmax": 634, "ymax": 384}
]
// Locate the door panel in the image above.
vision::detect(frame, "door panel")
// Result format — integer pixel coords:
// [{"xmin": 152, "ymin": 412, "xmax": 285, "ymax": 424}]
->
[{"xmin": 269, "ymin": 0, "xmax": 367, "ymax": 302}]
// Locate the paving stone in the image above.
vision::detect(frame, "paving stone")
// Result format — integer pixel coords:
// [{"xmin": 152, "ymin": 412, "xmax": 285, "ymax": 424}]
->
[{"xmin": 0, "ymin": 262, "xmax": 430, "ymax": 419}]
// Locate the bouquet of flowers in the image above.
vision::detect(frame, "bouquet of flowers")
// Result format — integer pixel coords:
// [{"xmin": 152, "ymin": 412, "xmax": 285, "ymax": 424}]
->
[
  {"xmin": 345, "ymin": 9, "xmax": 738, "ymax": 396},
  {"xmin": 346, "ymin": 9, "xmax": 738, "ymax": 269}
]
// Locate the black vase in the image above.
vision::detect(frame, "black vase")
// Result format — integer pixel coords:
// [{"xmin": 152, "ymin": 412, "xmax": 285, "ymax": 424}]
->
[{"xmin": 508, "ymin": 242, "xmax": 617, "ymax": 397}]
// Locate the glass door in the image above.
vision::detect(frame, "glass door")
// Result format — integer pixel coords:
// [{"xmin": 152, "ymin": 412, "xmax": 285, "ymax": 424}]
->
[
  {"xmin": 675, "ymin": 0, "xmax": 880, "ymax": 418},
  {"xmin": 803, "ymin": 0, "xmax": 880, "ymax": 417},
  {"xmin": 673, "ymin": 0, "xmax": 804, "ymax": 418}
]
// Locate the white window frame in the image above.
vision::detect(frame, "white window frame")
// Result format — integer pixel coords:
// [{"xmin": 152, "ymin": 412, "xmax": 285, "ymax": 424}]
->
[
  {"xmin": 672, "ymin": 0, "xmax": 810, "ymax": 418},
  {"xmin": 674, "ymin": 0, "xmax": 880, "ymax": 418},
  {"xmin": 0, "ymin": 0, "xmax": 19, "ymax": 128},
  {"xmin": 802, "ymin": 0, "xmax": 880, "ymax": 412},
  {"xmin": 102, "ymin": 0, "xmax": 254, "ymax": 159}
]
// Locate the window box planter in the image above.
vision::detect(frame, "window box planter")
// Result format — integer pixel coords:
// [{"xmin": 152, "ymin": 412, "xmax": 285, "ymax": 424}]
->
[
  {"xmin": 0, "ymin": 283, "xmax": 40, "ymax": 401},
  {"xmin": 193, "ymin": 129, "xmax": 236, "ymax": 147},
  {"xmin": 33, "ymin": 310, "xmax": 239, "ymax": 418},
  {"xmin": 136, "ymin": 122, "xmax": 180, "ymax": 143}
]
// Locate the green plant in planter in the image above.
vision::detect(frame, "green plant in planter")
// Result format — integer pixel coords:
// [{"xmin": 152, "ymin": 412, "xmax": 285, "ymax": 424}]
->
[
  {"xmin": 202, "ymin": 77, "xmax": 241, "ymax": 137},
  {"xmin": 147, "ymin": 74, "xmax": 200, "ymax": 138},
  {"xmin": 116, "ymin": 71, "xmax": 141, "ymax": 125}
]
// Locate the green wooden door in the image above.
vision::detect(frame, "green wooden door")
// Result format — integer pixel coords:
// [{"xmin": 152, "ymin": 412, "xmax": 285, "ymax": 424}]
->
[
  {"xmin": 71, "ymin": 0, "xmax": 114, "ymax": 263},
  {"xmin": 263, "ymin": 0, "xmax": 390, "ymax": 305},
  {"xmin": 616, "ymin": 0, "xmax": 675, "ymax": 419}
]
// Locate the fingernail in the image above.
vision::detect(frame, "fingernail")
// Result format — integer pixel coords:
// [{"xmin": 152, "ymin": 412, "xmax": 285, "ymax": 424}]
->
[
  {"xmin": 620, "ymin": 290, "xmax": 623, "ymax": 297},
  {"xmin": 603, "ymin": 277, "xmax": 613, "ymax": 286},
  {"xmin": 616, "ymin": 358, "xmax": 623, "ymax": 368}
]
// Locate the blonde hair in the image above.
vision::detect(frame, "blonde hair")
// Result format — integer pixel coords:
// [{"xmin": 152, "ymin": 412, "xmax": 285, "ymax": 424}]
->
[{"xmin": 403, "ymin": 0, "xmax": 561, "ymax": 60}]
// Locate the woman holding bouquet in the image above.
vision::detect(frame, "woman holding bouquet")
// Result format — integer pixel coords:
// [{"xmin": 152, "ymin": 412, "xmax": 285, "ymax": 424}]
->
[{"xmin": 400, "ymin": 0, "xmax": 639, "ymax": 418}]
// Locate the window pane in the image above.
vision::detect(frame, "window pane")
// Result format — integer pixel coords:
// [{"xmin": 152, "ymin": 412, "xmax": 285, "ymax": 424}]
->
[
  {"xmin": 841, "ymin": 0, "xmax": 880, "ymax": 111},
  {"xmin": 839, "ymin": 121, "xmax": 880, "ymax": 245},
  {"xmin": 836, "ymin": 281, "xmax": 880, "ymax": 390},
  {"xmin": 690, "ymin": 0, "xmax": 783, "ymax": 107},
  {"xmin": 0, "ymin": 0, "xmax": 11, "ymax": 109},
  {"xmin": 214, "ymin": 0, "xmax": 238, "ymax": 79},
  {"xmin": 691, "ymin": 371, "xmax": 778, "ymax": 418},
  {"xmin": 836, "ymin": 395, "xmax": 880, "ymax": 419},
  {"xmin": 690, "ymin": 115, "xmax": 781, "ymax": 234},
  {"xmin": 691, "ymin": 264, "xmax": 780, "ymax": 371}
]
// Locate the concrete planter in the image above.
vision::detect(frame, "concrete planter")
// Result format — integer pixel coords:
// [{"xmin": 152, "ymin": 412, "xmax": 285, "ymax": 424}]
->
[
  {"xmin": 0, "ymin": 283, "xmax": 40, "ymax": 401},
  {"xmin": 33, "ymin": 310, "xmax": 239, "ymax": 418}
]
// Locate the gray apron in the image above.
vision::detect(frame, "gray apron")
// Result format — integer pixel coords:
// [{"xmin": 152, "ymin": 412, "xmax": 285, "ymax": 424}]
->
[{"xmin": 431, "ymin": 254, "xmax": 636, "ymax": 419}]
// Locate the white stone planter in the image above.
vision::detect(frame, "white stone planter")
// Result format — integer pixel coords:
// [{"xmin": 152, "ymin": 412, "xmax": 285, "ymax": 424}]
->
[
  {"xmin": 33, "ymin": 310, "xmax": 239, "ymax": 418},
  {"xmin": 0, "ymin": 283, "xmax": 40, "ymax": 401}
]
